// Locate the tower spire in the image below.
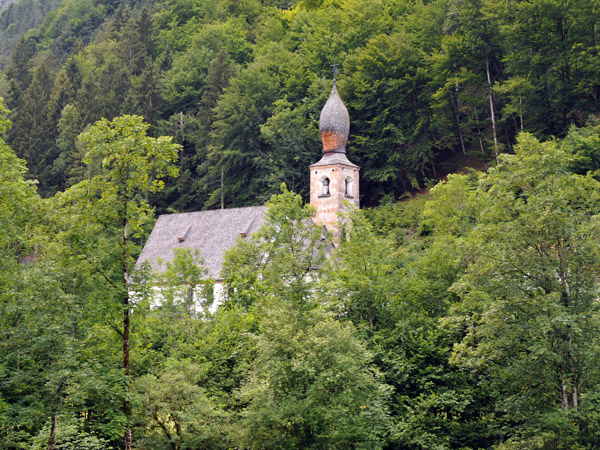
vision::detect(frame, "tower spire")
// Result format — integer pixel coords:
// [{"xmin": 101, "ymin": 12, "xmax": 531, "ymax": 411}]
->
[{"xmin": 309, "ymin": 72, "xmax": 360, "ymax": 235}]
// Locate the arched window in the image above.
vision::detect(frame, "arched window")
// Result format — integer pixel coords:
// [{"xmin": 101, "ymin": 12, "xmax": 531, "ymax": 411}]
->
[
  {"xmin": 321, "ymin": 177, "xmax": 330, "ymax": 196},
  {"xmin": 345, "ymin": 177, "xmax": 353, "ymax": 197}
]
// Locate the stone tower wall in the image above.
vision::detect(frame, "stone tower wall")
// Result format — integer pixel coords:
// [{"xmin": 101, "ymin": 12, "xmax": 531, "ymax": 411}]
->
[{"xmin": 310, "ymin": 163, "xmax": 360, "ymax": 231}]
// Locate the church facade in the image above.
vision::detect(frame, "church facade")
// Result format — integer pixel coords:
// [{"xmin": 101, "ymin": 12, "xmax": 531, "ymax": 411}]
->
[{"xmin": 136, "ymin": 81, "xmax": 360, "ymax": 284}]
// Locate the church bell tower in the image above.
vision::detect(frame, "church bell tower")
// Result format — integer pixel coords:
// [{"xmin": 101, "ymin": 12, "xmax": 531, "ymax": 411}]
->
[{"xmin": 310, "ymin": 80, "xmax": 360, "ymax": 233}]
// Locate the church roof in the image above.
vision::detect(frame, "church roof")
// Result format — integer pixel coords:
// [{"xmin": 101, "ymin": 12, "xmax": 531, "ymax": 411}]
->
[{"xmin": 137, "ymin": 205, "xmax": 267, "ymax": 280}]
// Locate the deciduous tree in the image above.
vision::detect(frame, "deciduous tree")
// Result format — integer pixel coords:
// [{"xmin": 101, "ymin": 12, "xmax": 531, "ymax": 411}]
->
[
  {"xmin": 75, "ymin": 115, "xmax": 180, "ymax": 450},
  {"xmin": 444, "ymin": 132, "xmax": 600, "ymax": 447}
]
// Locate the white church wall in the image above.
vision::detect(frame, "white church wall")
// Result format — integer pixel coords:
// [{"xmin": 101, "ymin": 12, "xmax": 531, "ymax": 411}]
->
[{"xmin": 132, "ymin": 280, "xmax": 225, "ymax": 315}]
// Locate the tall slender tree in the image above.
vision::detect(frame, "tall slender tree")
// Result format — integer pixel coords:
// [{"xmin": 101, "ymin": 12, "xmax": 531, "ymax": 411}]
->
[{"xmin": 75, "ymin": 115, "xmax": 180, "ymax": 450}]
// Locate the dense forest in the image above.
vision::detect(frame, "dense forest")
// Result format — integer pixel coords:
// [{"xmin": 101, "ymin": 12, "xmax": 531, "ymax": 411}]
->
[
  {"xmin": 2, "ymin": 0, "xmax": 600, "ymax": 208},
  {"xmin": 2, "ymin": 0, "xmax": 600, "ymax": 449}
]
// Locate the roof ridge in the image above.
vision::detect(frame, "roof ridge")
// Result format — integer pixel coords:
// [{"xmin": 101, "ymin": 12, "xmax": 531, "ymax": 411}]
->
[{"xmin": 157, "ymin": 204, "xmax": 267, "ymax": 219}]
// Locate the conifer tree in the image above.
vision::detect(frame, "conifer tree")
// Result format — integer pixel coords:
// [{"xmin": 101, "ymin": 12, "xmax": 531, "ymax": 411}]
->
[
  {"xmin": 4, "ymin": 36, "xmax": 35, "ymax": 111},
  {"xmin": 9, "ymin": 60, "xmax": 56, "ymax": 193}
]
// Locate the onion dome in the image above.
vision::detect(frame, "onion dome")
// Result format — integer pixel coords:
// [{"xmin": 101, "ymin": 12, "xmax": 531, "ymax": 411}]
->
[{"xmin": 319, "ymin": 83, "xmax": 350, "ymax": 153}]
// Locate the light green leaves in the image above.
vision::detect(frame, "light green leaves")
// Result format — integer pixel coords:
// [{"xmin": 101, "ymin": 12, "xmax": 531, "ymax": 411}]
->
[{"xmin": 443, "ymin": 129, "xmax": 600, "ymax": 445}]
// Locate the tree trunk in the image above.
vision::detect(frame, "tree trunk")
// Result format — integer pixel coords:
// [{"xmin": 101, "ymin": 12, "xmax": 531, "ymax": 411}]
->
[
  {"xmin": 47, "ymin": 370, "xmax": 64, "ymax": 450},
  {"xmin": 178, "ymin": 112, "xmax": 185, "ymax": 145},
  {"xmin": 485, "ymin": 45, "xmax": 499, "ymax": 164},
  {"xmin": 519, "ymin": 94, "xmax": 524, "ymax": 131},
  {"xmin": 47, "ymin": 410, "xmax": 56, "ymax": 450},
  {"xmin": 123, "ymin": 213, "xmax": 133, "ymax": 450},
  {"xmin": 558, "ymin": 343, "xmax": 569, "ymax": 411},
  {"xmin": 567, "ymin": 328, "xmax": 579, "ymax": 409},
  {"xmin": 71, "ymin": 280, "xmax": 77, "ymax": 339},
  {"xmin": 449, "ymin": 88, "xmax": 467, "ymax": 157},
  {"xmin": 504, "ymin": 127, "xmax": 512, "ymax": 153},
  {"xmin": 557, "ymin": 245, "xmax": 578, "ymax": 411},
  {"xmin": 430, "ymin": 160, "xmax": 437, "ymax": 178},
  {"xmin": 221, "ymin": 168, "xmax": 224, "ymax": 210},
  {"xmin": 124, "ymin": 299, "xmax": 132, "ymax": 450},
  {"xmin": 473, "ymin": 107, "xmax": 488, "ymax": 170}
]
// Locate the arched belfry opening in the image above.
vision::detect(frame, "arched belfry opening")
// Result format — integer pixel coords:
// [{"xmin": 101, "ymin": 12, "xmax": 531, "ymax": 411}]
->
[
  {"xmin": 320, "ymin": 176, "xmax": 331, "ymax": 197},
  {"xmin": 345, "ymin": 176, "xmax": 353, "ymax": 197},
  {"xmin": 309, "ymin": 76, "xmax": 360, "ymax": 234}
]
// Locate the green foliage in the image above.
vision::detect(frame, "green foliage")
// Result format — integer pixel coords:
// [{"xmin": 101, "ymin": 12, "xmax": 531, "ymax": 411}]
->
[
  {"xmin": 379, "ymin": 321, "xmax": 499, "ymax": 449},
  {"xmin": 4, "ymin": 1, "xmax": 600, "ymax": 449},
  {"xmin": 30, "ymin": 417, "xmax": 112, "ymax": 450},
  {"xmin": 206, "ymin": 48, "xmax": 284, "ymax": 208},
  {"xmin": 3, "ymin": 36, "xmax": 34, "ymax": 111},
  {"xmin": 258, "ymin": 93, "xmax": 322, "ymax": 197},
  {"xmin": 30, "ymin": 0, "xmax": 121, "ymax": 63},
  {"xmin": 493, "ymin": 0, "xmax": 600, "ymax": 137},
  {"xmin": 0, "ymin": 0, "xmax": 62, "ymax": 69},
  {"xmin": 424, "ymin": 172, "xmax": 480, "ymax": 237},
  {"xmin": 443, "ymin": 132, "xmax": 600, "ymax": 446},
  {"xmin": 153, "ymin": 247, "xmax": 214, "ymax": 316},
  {"xmin": 345, "ymin": 30, "xmax": 439, "ymax": 196},
  {"xmin": 222, "ymin": 184, "xmax": 326, "ymax": 308},
  {"xmin": 564, "ymin": 120, "xmax": 600, "ymax": 175},
  {"xmin": 237, "ymin": 302, "xmax": 390, "ymax": 450},
  {"xmin": 0, "ymin": 98, "xmax": 38, "ymax": 257},
  {"xmin": 324, "ymin": 205, "xmax": 398, "ymax": 330},
  {"xmin": 132, "ymin": 360, "xmax": 228, "ymax": 450},
  {"xmin": 4, "ymin": 0, "xmax": 600, "ymax": 207},
  {"xmin": 81, "ymin": 114, "xmax": 179, "ymax": 201},
  {"xmin": 8, "ymin": 60, "xmax": 57, "ymax": 193},
  {"xmin": 66, "ymin": 114, "xmax": 180, "ymax": 448},
  {"xmin": 0, "ymin": 99, "xmax": 43, "ymax": 449},
  {"xmin": 73, "ymin": 114, "xmax": 180, "ymax": 338},
  {"xmin": 53, "ymin": 103, "xmax": 87, "ymax": 189}
]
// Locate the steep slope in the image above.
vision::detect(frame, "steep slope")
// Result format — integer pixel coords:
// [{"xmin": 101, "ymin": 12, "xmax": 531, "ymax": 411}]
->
[
  {"xmin": 2, "ymin": 0, "xmax": 600, "ymax": 213},
  {"xmin": 0, "ymin": 0, "xmax": 16, "ymax": 11},
  {"xmin": 0, "ymin": 0, "xmax": 62, "ymax": 68}
]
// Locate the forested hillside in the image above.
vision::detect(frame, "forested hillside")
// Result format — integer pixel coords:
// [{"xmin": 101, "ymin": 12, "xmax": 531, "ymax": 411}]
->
[
  {"xmin": 2, "ymin": 0, "xmax": 600, "ymax": 209},
  {"xmin": 3, "ymin": 1, "xmax": 600, "ymax": 449},
  {"xmin": 0, "ymin": 0, "xmax": 17, "ymax": 12},
  {"xmin": 0, "ymin": 0, "xmax": 62, "ymax": 68}
]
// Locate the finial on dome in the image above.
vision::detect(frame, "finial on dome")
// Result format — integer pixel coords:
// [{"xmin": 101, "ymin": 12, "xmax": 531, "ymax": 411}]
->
[
  {"xmin": 331, "ymin": 62, "xmax": 340, "ymax": 84},
  {"xmin": 319, "ymin": 76, "xmax": 350, "ymax": 154}
]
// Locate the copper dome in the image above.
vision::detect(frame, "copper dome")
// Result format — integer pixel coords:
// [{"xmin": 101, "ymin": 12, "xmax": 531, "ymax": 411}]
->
[{"xmin": 319, "ymin": 83, "xmax": 350, "ymax": 153}]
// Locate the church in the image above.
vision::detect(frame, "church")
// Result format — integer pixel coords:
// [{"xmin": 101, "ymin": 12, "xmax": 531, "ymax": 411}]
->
[{"xmin": 136, "ymin": 81, "xmax": 360, "ymax": 288}]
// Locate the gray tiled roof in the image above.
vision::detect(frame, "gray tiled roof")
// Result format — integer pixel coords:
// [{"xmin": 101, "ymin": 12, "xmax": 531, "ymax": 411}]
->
[{"xmin": 137, "ymin": 205, "xmax": 267, "ymax": 280}]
